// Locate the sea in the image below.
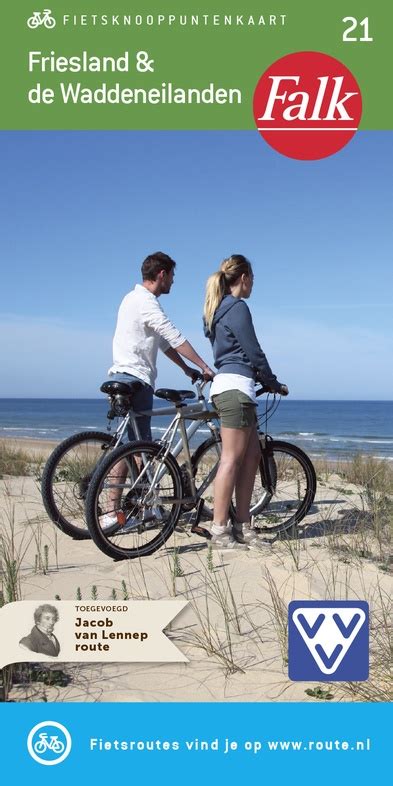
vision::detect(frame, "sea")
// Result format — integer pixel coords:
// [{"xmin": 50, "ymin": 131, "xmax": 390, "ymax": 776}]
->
[{"xmin": 0, "ymin": 399, "xmax": 392, "ymax": 461}]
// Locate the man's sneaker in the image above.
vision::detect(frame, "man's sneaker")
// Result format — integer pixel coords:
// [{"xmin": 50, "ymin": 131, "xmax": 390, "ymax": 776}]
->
[
  {"xmin": 100, "ymin": 512, "xmax": 144, "ymax": 536},
  {"xmin": 99, "ymin": 511, "xmax": 126, "ymax": 535},
  {"xmin": 115, "ymin": 516, "xmax": 141, "ymax": 535}
]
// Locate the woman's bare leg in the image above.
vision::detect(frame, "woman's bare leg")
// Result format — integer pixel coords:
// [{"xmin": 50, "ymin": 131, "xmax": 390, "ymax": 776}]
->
[
  {"xmin": 234, "ymin": 425, "xmax": 261, "ymax": 523},
  {"xmin": 213, "ymin": 425, "xmax": 252, "ymax": 526}
]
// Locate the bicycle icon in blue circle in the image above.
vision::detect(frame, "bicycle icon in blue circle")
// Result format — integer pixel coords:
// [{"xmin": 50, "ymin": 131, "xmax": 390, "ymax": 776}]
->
[{"xmin": 27, "ymin": 721, "xmax": 72, "ymax": 766}]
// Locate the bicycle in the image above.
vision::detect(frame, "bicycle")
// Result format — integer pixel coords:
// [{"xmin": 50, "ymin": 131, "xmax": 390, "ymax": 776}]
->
[
  {"xmin": 41, "ymin": 375, "xmax": 211, "ymax": 540},
  {"xmin": 33, "ymin": 733, "xmax": 65, "ymax": 754},
  {"xmin": 27, "ymin": 10, "xmax": 56, "ymax": 29},
  {"xmin": 84, "ymin": 381, "xmax": 317, "ymax": 560}
]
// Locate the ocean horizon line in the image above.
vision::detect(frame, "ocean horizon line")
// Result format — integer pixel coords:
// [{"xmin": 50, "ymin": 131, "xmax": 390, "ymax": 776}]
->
[{"xmin": 0, "ymin": 396, "xmax": 392, "ymax": 403}]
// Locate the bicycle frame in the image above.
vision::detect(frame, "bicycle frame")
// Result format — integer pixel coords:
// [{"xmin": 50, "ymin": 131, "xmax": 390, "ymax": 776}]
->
[
  {"xmin": 104, "ymin": 381, "xmax": 220, "ymax": 509},
  {"xmin": 107, "ymin": 381, "xmax": 211, "ymax": 441},
  {"xmin": 108, "ymin": 382, "xmax": 280, "ymax": 512},
  {"xmin": 135, "ymin": 400, "xmax": 220, "ymax": 504},
  {"xmin": 86, "ymin": 383, "xmax": 317, "ymax": 556},
  {"xmin": 104, "ymin": 383, "xmax": 279, "ymax": 515}
]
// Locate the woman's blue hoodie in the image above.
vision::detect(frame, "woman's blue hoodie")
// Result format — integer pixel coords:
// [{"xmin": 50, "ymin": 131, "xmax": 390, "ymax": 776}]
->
[{"xmin": 204, "ymin": 295, "xmax": 280, "ymax": 390}]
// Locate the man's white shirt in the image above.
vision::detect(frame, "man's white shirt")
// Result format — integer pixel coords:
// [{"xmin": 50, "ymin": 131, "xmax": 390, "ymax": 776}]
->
[{"xmin": 108, "ymin": 284, "xmax": 186, "ymax": 387}]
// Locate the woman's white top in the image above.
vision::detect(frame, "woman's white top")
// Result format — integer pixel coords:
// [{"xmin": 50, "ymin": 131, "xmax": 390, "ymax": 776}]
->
[{"xmin": 209, "ymin": 373, "xmax": 257, "ymax": 403}]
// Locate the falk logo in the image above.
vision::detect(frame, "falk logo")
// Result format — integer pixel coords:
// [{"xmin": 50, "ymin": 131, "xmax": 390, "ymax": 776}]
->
[
  {"xmin": 288, "ymin": 601, "xmax": 369, "ymax": 681},
  {"xmin": 253, "ymin": 51, "xmax": 362, "ymax": 160},
  {"xmin": 27, "ymin": 9, "xmax": 56, "ymax": 29}
]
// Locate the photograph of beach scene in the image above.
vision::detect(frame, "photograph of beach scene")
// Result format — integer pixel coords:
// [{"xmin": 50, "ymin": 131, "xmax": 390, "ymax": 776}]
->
[{"xmin": 0, "ymin": 130, "xmax": 392, "ymax": 702}]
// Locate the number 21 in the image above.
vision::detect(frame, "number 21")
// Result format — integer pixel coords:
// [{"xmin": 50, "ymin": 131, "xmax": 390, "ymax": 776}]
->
[{"xmin": 342, "ymin": 17, "xmax": 373, "ymax": 42}]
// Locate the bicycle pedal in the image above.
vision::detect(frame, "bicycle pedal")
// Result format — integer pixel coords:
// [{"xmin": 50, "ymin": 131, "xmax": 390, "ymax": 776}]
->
[{"xmin": 191, "ymin": 524, "xmax": 212, "ymax": 540}]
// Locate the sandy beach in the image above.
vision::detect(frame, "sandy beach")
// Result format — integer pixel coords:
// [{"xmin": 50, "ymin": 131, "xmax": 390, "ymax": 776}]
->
[
  {"xmin": 0, "ymin": 437, "xmax": 57, "ymax": 458},
  {"xmin": 0, "ymin": 438, "xmax": 391, "ymax": 703}
]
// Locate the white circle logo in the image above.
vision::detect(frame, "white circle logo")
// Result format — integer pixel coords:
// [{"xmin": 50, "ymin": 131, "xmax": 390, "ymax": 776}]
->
[{"xmin": 27, "ymin": 721, "xmax": 72, "ymax": 766}]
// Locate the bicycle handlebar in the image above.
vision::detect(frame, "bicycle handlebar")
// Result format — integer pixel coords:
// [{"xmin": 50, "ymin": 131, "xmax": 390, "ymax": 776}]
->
[
  {"xmin": 256, "ymin": 383, "xmax": 289, "ymax": 397},
  {"xmin": 190, "ymin": 370, "xmax": 205, "ymax": 384}
]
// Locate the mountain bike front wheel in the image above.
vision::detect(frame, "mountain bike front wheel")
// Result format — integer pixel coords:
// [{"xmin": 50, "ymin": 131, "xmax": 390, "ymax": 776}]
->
[
  {"xmin": 41, "ymin": 431, "xmax": 115, "ymax": 539},
  {"xmin": 251, "ymin": 440, "xmax": 317, "ymax": 534},
  {"xmin": 191, "ymin": 434, "xmax": 275, "ymax": 522},
  {"xmin": 191, "ymin": 435, "xmax": 316, "ymax": 535},
  {"xmin": 85, "ymin": 441, "xmax": 183, "ymax": 560}
]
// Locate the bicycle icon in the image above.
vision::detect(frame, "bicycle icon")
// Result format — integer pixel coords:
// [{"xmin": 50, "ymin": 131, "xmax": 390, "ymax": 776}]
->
[
  {"xmin": 27, "ymin": 9, "xmax": 56, "ymax": 29},
  {"xmin": 33, "ymin": 733, "xmax": 65, "ymax": 755},
  {"xmin": 27, "ymin": 721, "xmax": 71, "ymax": 766}
]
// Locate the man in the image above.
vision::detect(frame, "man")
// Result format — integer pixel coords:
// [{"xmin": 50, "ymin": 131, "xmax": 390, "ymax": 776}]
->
[
  {"xmin": 102, "ymin": 252, "xmax": 214, "ymax": 532},
  {"xmin": 108, "ymin": 251, "xmax": 214, "ymax": 441},
  {"xmin": 19, "ymin": 604, "xmax": 60, "ymax": 657}
]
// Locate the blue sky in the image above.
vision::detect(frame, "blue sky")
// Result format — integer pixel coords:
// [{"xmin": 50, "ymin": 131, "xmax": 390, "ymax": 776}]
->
[{"xmin": 1, "ymin": 130, "xmax": 392, "ymax": 399}]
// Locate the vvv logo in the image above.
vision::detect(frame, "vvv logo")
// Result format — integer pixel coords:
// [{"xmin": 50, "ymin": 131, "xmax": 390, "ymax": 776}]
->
[
  {"xmin": 27, "ymin": 9, "xmax": 56, "ymax": 28},
  {"xmin": 288, "ymin": 601, "xmax": 369, "ymax": 681}
]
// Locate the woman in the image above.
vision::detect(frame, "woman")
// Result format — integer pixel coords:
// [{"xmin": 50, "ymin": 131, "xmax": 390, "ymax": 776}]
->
[{"xmin": 203, "ymin": 254, "xmax": 288, "ymax": 549}]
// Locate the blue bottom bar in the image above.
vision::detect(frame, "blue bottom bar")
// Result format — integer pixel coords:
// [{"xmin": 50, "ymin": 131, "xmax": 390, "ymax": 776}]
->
[{"xmin": 0, "ymin": 702, "xmax": 390, "ymax": 784}]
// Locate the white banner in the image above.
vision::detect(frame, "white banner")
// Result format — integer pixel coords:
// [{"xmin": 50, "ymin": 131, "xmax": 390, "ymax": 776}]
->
[{"xmin": 0, "ymin": 600, "xmax": 188, "ymax": 668}]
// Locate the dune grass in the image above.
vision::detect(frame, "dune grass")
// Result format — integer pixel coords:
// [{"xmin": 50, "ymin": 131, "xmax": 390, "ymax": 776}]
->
[
  {"xmin": 0, "ymin": 440, "xmax": 46, "ymax": 480},
  {"xmin": 0, "ymin": 442, "xmax": 33, "ymax": 478},
  {"xmin": 1, "ymin": 443, "xmax": 392, "ymax": 702}
]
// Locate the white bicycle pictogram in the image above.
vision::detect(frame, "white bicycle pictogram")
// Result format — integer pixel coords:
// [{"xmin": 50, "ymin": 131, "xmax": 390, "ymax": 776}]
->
[
  {"xmin": 33, "ymin": 733, "xmax": 65, "ymax": 755},
  {"xmin": 27, "ymin": 9, "xmax": 56, "ymax": 28}
]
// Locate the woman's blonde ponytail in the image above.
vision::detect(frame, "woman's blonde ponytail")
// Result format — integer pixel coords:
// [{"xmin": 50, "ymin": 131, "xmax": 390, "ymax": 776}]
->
[
  {"xmin": 203, "ymin": 271, "xmax": 226, "ymax": 331},
  {"xmin": 203, "ymin": 254, "xmax": 252, "ymax": 330}
]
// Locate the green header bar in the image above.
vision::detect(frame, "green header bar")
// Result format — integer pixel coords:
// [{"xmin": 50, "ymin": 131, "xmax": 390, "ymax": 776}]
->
[{"xmin": 1, "ymin": 0, "xmax": 391, "ymax": 129}]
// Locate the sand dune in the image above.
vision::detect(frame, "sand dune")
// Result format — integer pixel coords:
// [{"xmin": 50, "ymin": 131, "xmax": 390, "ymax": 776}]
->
[{"xmin": 0, "ymin": 441, "xmax": 391, "ymax": 703}]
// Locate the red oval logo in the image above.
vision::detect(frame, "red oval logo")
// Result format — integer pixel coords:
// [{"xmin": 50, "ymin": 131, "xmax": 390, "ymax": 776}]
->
[{"xmin": 253, "ymin": 51, "xmax": 362, "ymax": 160}]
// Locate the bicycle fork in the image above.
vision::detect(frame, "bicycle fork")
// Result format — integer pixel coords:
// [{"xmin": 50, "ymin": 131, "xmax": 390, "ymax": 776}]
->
[{"xmin": 258, "ymin": 434, "xmax": 276, "ymax": 497}]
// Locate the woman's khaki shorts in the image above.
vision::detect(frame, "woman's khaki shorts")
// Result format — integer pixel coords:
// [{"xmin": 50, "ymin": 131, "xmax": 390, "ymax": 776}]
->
[{"xmin": 211, "ymin": 389, "xmax": 257, "ymax": 429}]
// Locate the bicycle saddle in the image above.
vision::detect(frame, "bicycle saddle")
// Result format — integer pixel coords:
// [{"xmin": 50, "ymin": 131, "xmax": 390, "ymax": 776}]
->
[
  {"xmin": 155, "ymin": 388, "xmax": 196, "ymax": 403},
  {"xmin": 100, "ymin": 380, "xmax": 142, "ymax": 396}
]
